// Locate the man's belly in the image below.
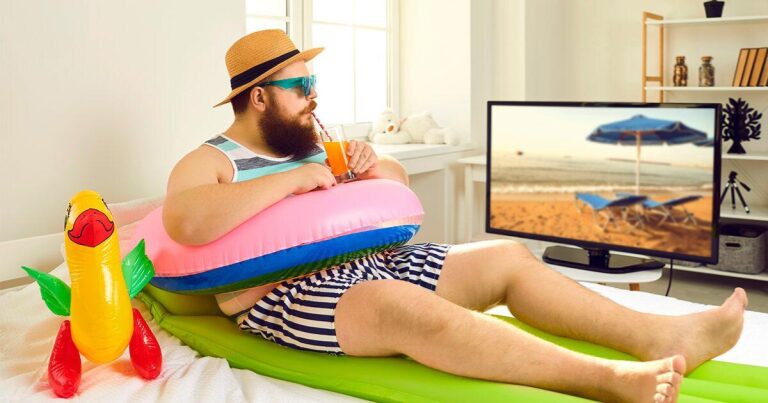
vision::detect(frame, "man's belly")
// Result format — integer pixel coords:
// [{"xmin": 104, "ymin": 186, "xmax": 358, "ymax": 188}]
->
[{"xmin": 215, "ymin": 282, "xmax": 280, "ymax": 318}]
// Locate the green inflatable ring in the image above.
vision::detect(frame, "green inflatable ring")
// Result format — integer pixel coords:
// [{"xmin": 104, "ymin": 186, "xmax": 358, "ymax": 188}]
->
[{"xmin": 138, "ymin": 285, "xmax": 768, "ymax": 402}]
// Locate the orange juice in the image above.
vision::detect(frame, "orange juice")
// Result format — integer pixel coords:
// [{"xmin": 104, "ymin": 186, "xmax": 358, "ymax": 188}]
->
[{"xmin": 323, "ymin": 140, "xmax": 350, "ymax": 177}]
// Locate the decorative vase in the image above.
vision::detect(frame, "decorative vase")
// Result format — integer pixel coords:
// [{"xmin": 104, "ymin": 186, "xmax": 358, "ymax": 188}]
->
[
  {"xmin": 699, "ymin": 56, "xmax": 715, "ymax": 87},
  {"xmin": 673, "ymin": 56, "xmax": 688, "ymax": 87},
  {"xmin": 704, "ymin": 0, "xmax": 725, "ymax": 18}
]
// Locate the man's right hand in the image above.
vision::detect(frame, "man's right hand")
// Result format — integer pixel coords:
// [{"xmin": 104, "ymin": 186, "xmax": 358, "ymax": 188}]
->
[{"xmin": 287, "ymin": 163, "xmax": 336, "ymax": 195}]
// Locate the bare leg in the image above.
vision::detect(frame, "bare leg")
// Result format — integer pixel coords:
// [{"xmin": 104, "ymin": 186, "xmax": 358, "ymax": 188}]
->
[
  {"xmin": 435, "ymin": 240, "xmax": 748, "ymax": 373},
  {"xmin": 336, "ymin": 280, "xmax": 684, "ymax": 402}
]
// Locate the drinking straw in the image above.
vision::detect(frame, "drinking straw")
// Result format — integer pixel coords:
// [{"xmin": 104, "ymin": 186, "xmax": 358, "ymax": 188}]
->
[{"xmin": 311, "ymin": 112, "xmax": 332, "ymax": 142}]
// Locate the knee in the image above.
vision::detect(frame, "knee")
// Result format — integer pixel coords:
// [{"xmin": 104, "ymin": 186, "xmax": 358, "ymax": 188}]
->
[{"xmin": 486, "ymin": 239, "xmax": 536, "ymax": 262}]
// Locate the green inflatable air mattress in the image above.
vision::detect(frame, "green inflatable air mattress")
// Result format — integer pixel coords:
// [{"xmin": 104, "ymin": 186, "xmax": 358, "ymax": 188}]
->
[{"xmin": 138, "ymin": 285, "xmax": 768, "ymax": 402}]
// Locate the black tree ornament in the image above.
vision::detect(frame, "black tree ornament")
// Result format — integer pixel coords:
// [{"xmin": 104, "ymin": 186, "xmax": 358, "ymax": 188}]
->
[{"xmin": 722, "ymin": 97, "xmax": 762, "ymax": 154}]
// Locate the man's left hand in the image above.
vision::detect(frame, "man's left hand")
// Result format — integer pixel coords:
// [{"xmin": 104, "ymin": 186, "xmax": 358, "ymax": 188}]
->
[{"xmin": 346, "ymin": 140, "xmax": 378, "ymax": 175}]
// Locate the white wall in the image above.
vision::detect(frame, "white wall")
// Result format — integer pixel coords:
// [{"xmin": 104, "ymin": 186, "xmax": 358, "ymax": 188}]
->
[
  {"xmin": 399, "ymin": 0, "xmax": 472, "ymax": 141},
  {"xmin": 465, "ymin": 0, "xmax": 768, "ymax": 241},
  {"xmin": 0, "ymin": 1, "xmax": 244, "ymax": 241},
  {"xmin": 397, "ymin": 0, "xmax": 474, "ymax": 243}
]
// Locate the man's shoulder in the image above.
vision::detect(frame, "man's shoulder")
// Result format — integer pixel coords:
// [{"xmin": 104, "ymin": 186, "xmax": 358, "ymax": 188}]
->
[{"xmin": 173, "ymin": 145, "xmax": 234, "ymax": 184}]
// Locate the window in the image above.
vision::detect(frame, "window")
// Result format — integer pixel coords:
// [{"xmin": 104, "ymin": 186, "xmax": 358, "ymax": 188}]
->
[{"xmin": 245, "ymin": 0, "xmax": 397, "ymax": 129}]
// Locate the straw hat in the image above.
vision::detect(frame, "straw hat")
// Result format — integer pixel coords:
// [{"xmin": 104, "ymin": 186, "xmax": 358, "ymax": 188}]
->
[{"xmin": 214, "ymin": 30, "xmax": 323, "ymax": 107}]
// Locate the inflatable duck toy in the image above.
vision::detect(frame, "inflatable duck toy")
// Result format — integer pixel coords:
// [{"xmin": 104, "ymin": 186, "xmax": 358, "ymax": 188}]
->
[{"xmin": 23, "ymin": 190, "xmax": 162, "ymax": 398}]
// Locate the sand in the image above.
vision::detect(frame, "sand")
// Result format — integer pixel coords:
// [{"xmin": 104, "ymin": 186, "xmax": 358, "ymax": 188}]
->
[{"xmin": 489, "ymin": 192, "xmax": 714, "ymax": 257}]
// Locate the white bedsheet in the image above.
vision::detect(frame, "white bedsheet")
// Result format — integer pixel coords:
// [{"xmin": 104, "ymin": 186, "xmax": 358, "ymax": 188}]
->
[
  {"xmin": 0, "ymin": 263, "xmax": 362, "ymax": 403},
  {"xmin": 2, "ymin": 265, "xmax": 767, "ymax": 402}
]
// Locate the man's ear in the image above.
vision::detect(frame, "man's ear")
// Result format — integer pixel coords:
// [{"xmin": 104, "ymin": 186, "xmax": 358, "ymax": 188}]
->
[{"xmin": 250, "ymin": 86, "xmax": 267, "ymax": 112}]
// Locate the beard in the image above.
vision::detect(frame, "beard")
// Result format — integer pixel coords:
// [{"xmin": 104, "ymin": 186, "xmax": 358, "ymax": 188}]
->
[{"xmin": 258, "ymin": 99, "xmax": 318, "ymax": 158}]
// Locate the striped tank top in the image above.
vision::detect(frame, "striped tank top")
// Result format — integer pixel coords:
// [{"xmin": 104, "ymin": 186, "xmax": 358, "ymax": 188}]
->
[{"xmin": 204, "ymin": 134, "xmax": 327, "ymax": 319}]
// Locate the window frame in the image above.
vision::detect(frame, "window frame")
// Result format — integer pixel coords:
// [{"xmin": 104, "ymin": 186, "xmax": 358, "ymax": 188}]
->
[{"xmin": 246, "ymin": 0, "xmax": 399, "ymax": 134}]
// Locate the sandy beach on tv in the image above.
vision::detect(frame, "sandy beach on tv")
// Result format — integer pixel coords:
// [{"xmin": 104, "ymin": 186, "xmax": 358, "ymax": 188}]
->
[{"xmin": 490, "ymin": 191, "xmax": 713, "ymax": 256}]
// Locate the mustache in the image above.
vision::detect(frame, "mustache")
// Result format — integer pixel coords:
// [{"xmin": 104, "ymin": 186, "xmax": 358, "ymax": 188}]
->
[{"xmin": 305, "ymin": 101, "xmax": 317, "ymax": 114}]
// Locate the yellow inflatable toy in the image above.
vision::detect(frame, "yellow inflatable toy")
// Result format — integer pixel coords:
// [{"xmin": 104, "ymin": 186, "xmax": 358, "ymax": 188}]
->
[{"xmin": 23, "ymin": 190, "xmax": 161, "ymax": 398}]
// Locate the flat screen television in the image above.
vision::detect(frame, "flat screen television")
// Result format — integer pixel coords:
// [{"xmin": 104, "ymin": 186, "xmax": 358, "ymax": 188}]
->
[{"xmin": 486, "ymin": 101, "xmax": 721, "ymax": 272}]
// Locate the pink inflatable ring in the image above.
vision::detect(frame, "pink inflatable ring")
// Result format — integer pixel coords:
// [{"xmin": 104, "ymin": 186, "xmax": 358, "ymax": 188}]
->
[{"xmin": 131, "ymin": 179, "xmax": 423, "ymax": 294}]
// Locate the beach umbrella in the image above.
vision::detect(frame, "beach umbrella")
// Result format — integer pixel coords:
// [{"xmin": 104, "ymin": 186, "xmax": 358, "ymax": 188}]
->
[
  {"xmin": 695, "ymin": 138, "xmax": 715, "ymax": 147},
  {"xmin": 587, "ymin": 114, "xmax": 707, "ymax": 194}
]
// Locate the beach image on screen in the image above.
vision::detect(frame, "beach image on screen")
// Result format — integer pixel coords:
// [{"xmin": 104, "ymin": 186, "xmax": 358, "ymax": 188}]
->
[{"xmin": 489, "ymin": 105, "xmax": 716, "ymax": 258}]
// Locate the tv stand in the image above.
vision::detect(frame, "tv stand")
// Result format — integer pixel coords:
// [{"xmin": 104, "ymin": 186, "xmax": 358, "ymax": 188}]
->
[{"xmin": 542, "ymin": 245, "xmax": 665, "ymax": 274}]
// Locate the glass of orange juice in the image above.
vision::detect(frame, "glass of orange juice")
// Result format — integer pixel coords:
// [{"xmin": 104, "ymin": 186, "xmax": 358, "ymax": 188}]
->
[{"xmin": 322, "ymin": 125, "xmax": 357, "ymax": 183}]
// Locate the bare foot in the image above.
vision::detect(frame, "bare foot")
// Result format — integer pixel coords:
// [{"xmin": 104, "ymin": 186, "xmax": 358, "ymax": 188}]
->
[
  {"xmin": 644, "ymin": 288, "xmax": 747, "ymax": 374},
  {"xmin": 606, "ymin": 355, "xmax": 685, "ymax": 403}
]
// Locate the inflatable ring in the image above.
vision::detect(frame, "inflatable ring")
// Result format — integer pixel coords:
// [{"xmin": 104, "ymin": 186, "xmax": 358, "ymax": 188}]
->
[{"xmin": 131, "ymin": 179, "xmax": 423, "ymax": 294}]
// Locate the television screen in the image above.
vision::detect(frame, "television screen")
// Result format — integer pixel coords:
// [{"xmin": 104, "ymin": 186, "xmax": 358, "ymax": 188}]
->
[{"xmin": 487, "ymin": 102, "xmax": 720, "ymax": 265}]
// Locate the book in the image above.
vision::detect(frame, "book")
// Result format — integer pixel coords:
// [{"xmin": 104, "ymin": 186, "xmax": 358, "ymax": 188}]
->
[
  {"xmin": 732, "ymin": 48, "xmax": 750, "ymax": 86},
  {"xmin": 741, "ymin": 48, "xmax": 758, "ymax": 87},
  {"xmin": 757, "ymin": 49, "xmax": 768, "ymax": 87},
  {"xmin": 760, "ymin": 54, "xmax": 768, "ymax": 86},
  {"xmin": 748, "ymin": 47, "xmax": 767, "ymax": 87}
]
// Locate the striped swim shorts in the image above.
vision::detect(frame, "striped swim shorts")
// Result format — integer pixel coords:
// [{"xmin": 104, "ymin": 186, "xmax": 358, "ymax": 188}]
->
[{"xmin": 238, "ymin": 242, "xmax": 452, "ymax": 355}]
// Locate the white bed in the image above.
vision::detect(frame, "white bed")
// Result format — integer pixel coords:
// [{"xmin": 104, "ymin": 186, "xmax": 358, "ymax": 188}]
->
[{"xmin": 2, "ymin": 199, "xmax": 767, "ymax": 402}]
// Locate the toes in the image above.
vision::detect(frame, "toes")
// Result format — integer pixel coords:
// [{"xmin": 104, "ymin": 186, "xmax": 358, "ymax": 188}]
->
[
  {"xmin": 728, "ymin": 288, "xmax": 748, "ymax": 308},
  {"xmin": 656, "ymin": 382, "xmax": 674, "ymax": 396},
  {"xmin": 670, "ymin": 355, "xmax": 686, "ymax": 375},
  {"xmin": 657, "ymin": 371, "xmax": 682, "ymax": 386},
  {"xmin": 654, "ymin": 392, "xmax": 671, "ymax": 403}
]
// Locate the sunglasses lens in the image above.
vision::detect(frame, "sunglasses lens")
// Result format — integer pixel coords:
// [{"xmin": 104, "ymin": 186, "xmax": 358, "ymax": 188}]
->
[{"xmin": 303, "ymin": 76, "xmax": 316, "ymax": 96}]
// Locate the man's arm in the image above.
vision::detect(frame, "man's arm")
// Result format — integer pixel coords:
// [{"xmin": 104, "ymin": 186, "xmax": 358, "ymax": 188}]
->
[
  {"xmin": 356, "ymin": 154, "xmax": 409, "ymax": 186},
  {"xmin": 163, "ymin": 147, "xmax": 335, "ymax": 246},
  {"xmin": 345, "ymin": 140, "xmax": 409, "ymax": 186}
]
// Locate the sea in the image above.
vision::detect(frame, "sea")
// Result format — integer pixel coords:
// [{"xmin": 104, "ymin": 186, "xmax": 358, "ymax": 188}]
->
[{"xmin": 490, "ymin": 153, "xmax": 713, "ymax": 195}]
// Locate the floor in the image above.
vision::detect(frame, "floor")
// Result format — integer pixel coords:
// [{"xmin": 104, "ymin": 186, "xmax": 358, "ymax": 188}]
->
[{"xmin": 607, "ymin": 269, "xmax": 768, "ymax": 313}]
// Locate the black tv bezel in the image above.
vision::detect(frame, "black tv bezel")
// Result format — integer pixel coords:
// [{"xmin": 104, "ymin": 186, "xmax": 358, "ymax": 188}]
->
[{"xmin": 485, "ymin": 100, "xmax": 722, "ymax": 265}]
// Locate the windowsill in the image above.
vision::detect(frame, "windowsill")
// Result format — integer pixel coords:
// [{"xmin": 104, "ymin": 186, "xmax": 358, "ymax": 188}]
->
[{"xmin": 371, "ymin": 143, "xmax": 475, "ymax": 160}]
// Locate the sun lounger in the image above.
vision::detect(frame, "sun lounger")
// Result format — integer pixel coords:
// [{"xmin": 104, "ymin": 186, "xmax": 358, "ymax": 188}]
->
[
  {"xmin": 617, "ymin": 193, "xmax": 703, "ymax": 226},
  {"xmin": 574, "ymin": 193, "xmax": 648, "ymax": 230}
]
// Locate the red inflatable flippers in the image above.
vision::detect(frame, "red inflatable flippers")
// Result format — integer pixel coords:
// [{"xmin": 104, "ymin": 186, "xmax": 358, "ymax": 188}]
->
[
  {"xmin": 128, "ymin": 309, "xmax": 162, "ymax": 379},
  {"xmin": 48, "ymin": 320, "xmax": 81, "ymax": 398}
]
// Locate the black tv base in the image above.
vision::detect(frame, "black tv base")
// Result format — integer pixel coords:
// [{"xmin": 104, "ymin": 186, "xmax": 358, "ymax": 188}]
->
[{"xmin": 542, "ymin": 245, "xmax": 665, "ymax": 274}]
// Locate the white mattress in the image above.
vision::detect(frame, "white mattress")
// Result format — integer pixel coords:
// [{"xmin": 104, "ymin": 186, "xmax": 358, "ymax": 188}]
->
[
  {"xmin": 0, "ymin": 263, "xmax": 362, "ymax": 403},
  {"xmin": 2, "ymin": 264, "xmax": 767, "ymax": 402}
]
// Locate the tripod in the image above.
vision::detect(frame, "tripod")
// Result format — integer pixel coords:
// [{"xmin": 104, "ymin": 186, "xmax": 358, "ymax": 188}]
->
[{"xmin": 720, "ymin": 171, "xmax": 750, "ymax": 214}]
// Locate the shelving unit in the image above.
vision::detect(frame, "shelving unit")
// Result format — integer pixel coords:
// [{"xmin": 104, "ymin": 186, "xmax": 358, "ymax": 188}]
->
[
  {"xmin": 645, "ymin": 86, "xmax": 768, "ymax": 92},
  {"xmin": 721, "ymin": 153, "xmax": 768, "ymax": 161},
  {"xmin": 670, "ymin": 263, "xmax": 768, "ymax": 283},
  {"xmin": 642, "ymin": 11, "xmax": 768, "ymax": 282},
  {"xmin": 645, "ymin": 15, "xmax": 768, "ymax": 26},
  {"xmin": 721, "ymin": 205, "xmax": 768, "ymax": 222}
]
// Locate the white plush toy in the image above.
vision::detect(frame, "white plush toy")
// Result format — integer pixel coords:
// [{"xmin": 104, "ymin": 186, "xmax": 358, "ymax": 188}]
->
[
  {"xmin": 399, "ymin": 112, "xmax": 461, "ymax": 146},
  {"xmin": 369, "ymin": 108, "xmax": 411, "ymax": 144}
]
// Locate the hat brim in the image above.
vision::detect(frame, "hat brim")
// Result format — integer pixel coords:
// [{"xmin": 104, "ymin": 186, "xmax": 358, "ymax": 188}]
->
[{"xmin": 213, "ymin": 47, "xmax": 324, "ymax": 108}]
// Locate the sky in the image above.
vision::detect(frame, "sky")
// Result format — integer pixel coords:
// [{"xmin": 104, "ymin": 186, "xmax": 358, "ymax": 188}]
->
[{"xmin": 490, "ymin": 105, "xmax": 717, "ymax": 166}]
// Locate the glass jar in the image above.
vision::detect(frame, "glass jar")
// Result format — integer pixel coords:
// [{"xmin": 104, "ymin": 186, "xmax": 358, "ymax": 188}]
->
[
  {"xmin": 673, "ymin": 56, "xmax": 688, "ymax": 87},
  {"xmin": 699, "ymin": 56, "xmax": 715, "ymax": 87}
]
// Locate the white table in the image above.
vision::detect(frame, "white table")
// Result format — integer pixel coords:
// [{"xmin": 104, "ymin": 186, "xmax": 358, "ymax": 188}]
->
[
  {"xmin": 458, "ymin": 155, "xmax": 662, "ymax": 291},
  {"xmin": 545, "ymin": 260, "xmax": 663, "ymax": 290},
  {"xmin": 372, "ymin": 143, "xmax": 475, "ymax": 243},
  {"xmin": 457, "ymin": 154, "xmax": 487, "ymax": 243}
]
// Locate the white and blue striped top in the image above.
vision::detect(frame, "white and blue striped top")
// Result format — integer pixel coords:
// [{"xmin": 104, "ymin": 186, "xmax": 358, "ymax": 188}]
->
[{"xmin": 203, "ymin": 134, "xmax": 327, "ymax": 183}]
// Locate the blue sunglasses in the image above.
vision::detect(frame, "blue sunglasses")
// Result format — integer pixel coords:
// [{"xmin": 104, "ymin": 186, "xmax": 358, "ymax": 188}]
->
[{"xmin": 257, "ymin": 75, "xmax": 317, "ymax": 96}]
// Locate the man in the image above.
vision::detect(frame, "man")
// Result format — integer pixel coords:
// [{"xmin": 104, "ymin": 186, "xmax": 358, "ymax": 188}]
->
[{"xmin": 163, "ymin": 30, "xmax": 747, "ymax": 402}]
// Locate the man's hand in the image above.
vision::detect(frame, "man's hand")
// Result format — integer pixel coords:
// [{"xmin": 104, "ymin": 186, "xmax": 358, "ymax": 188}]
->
[
  {"xmin": 346, "ymin": 140, "xmax": 378, "ymax": 175},
  {"xmin": 287, "ymin": 163, "xmax": 336, "ymax": 194}
]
